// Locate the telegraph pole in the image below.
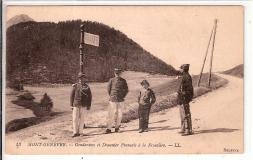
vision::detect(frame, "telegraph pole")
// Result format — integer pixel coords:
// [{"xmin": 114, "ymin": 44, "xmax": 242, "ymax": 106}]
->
[
  {"xmin": 197, "ymin": 24, "xmax": 215, "ymax": 86},
  {"xmin": 208, "ymin": 19, "xmax": 218, "ymax": 87},
  {"xmin": 79, "ymin": 24, "xmax": 85, "ymax": 73},
  {"xmin": 197, "ymin": 19, "xmax": 218, "ymax": 87}
]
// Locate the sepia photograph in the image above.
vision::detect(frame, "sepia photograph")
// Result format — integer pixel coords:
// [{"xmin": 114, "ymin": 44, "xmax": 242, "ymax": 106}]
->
[{"xmin": 3, "ymin": 5, "xmax": 244, "ymax": 155}]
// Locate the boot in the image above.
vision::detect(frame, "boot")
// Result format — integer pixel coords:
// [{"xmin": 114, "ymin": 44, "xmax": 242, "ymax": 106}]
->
[
  {"xmin": 115, "ymin": 128, "xmax": 120, "ymax": 132},
  {"xmin": 72, "ymin": 133, "xmax": 80, "ymax": 138},
  {"xmin": 181, "ymin": 130, "xmax": 193, "ymax": 136},
  {"xmin": 105, "ymin": 129, "xmax": 112, "ymax": 134},
  {"xmin": 139, "ymin": 130, "xmax": 144, "ymax": 133}
]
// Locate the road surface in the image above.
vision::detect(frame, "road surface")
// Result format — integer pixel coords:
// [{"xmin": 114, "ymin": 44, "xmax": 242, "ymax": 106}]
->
[{"xmin": 6, "ymin": 74, "xmax": 243, "ymax": 154}]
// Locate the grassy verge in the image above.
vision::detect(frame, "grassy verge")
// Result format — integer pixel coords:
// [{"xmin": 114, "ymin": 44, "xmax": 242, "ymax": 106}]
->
[
  {"xmin": 5, "ymin": 112, "xmax": 63, "ymax": 133},
  {"xmin": 122, "ymin": 73, "xmax": 228, "ymax": 122}
]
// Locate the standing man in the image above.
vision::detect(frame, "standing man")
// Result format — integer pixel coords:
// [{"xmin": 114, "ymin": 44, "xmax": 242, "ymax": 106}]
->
[
  {"xmin": 177, "ymin": 64, "xmax": 194, "ymax": 136},
  {"xmin": 106, "ymin": 68, "xmax": 128, "ymax": 134},
  {"xmin": 138, "ymin": 80, "xmax": 156, "ymax": 133},
  {"xmin": 70, "ymin": 72, "xmax": 92, "ymax": 137}
]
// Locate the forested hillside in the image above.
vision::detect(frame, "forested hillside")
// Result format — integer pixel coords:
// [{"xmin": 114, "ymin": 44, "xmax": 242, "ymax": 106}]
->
[{"xmin": 7, "ymin": 20, "xmax": 177, "ymax": 84}]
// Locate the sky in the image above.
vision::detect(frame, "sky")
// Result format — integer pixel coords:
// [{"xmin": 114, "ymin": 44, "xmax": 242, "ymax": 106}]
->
[{"xmin": 6, "ymin": 6, "xmax": 244, "ymax": 74}]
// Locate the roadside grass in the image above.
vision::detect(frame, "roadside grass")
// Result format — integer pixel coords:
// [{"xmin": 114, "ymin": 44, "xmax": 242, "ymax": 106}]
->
[
  {"xmin": 122, "ymin": 73, "xmax": 228, "ymax": 122},
  {"xmin": 6, "ymin": 92, "xmax": 58, "ymax": 133},
  {"xmin": 5, "ymin": 112, "xmax": 64, "ymax": 133}
]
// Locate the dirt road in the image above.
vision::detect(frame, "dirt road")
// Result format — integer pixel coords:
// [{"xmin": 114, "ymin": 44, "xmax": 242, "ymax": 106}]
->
[{"xmin": 6, "ymin": 74, "xmax": 243, "ymax": 154}]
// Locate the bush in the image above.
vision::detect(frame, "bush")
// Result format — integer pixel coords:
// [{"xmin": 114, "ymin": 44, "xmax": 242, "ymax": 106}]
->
[
  {"xmin": 33, "ymin": 93, "xmax": 53, "ymax": 117},
  {"xmin": 12, "ymin": 92, "xmax": 54, "ymax": 117},
  {"xmin": 8, "ymin": 79, "xmax": 24, "ymax": 91},
  {"xmin": 17, "ymin": 91, "xmax": 35, "ymax": 100}
]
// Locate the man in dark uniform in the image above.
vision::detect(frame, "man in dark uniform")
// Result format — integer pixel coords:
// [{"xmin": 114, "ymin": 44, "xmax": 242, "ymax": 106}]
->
[
  {"xmin": 70, "ymin": 72, "xmax": 92, "ymax": 137},
  {"xmin": 177, "ymin": 64, "xmax": 194, "ymax": 136},
  {"xmin": 138, "ymin": 80, "xmax": 156, "ymax": 133},
  {"xmin": 106, "ymin": 68, "xmax": 128, "ymax": 134}
]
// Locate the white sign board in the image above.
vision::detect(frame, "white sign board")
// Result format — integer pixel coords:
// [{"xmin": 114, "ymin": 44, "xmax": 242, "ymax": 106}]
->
[{"xmin": 84, "ymin": 32, "xmax": 99, "ymax": 47}]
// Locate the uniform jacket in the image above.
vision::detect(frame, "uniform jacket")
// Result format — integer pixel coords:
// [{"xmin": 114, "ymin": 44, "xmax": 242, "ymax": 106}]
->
[
  {"xmin": 138, "ymin": 88, "xmax": 156, "ymax": 108},
  {"xmin": 177, "ymin": 72, "xmax": 194, "ymax": 105},
  {"xmin": 107, "ymin": 76, "xmax": 128, "ymax": 102},
  {"xmin": 70, "ymin": 82, "xmax": 92, "ymax": 109}
]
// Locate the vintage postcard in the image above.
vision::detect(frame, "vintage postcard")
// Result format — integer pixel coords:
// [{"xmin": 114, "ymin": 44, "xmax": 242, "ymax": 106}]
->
[{"xmin": 3, "ymin": 5, "xmax": 244, "ymax": 155}]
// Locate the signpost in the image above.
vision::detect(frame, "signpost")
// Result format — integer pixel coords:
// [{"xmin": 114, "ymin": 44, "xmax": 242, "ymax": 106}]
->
[
  {"xmin": 84, "ymin": 32, "xmax": 99, "ymax": 47},
  {"xmin": 79, "ymin": 24, "xmax": 100, "ymax": 74},
  {"xmin": 79, "ymin": 25, "xmax": 85, "ymax": 73}
]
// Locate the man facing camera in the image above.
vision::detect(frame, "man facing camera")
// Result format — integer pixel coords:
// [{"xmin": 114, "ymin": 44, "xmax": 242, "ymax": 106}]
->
[
  {"xmin": 138, "ymin": 80, "xmax": 156, "ymax": 133},
  {"xmin": 70, "ymin": 72, "xmax": 92, "ymax": 137},
  {"xmin": 106, "ymin": 68, "xmax": 128, "ymax": 134}
]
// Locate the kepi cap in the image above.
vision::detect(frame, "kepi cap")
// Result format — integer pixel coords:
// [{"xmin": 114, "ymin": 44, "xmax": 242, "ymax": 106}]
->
[
  {"xmin": 140, "ymin": 80, "xmax": 150, "ymax": 86},
  {"xmin": 114, "ymin": 68, "xmax": 122, "ymax": 74},
  {"xmin": 180, "ymin": 64, "xmax": 190, "ymax": 70},
  {"xmin": 78, "ymin": 72, "xmax": 86, "ymax": 78}
]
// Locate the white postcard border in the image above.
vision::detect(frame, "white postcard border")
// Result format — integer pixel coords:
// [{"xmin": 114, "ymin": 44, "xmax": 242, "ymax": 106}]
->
[{"xmin": 2, "ymin": 1, "xmax": 253, "ymax": 160}]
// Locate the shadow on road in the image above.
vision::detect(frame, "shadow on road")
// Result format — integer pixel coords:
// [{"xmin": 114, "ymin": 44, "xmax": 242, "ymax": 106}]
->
[
  {"xmin": 148, "ymin": 126, "xmax": 180, "ymax": 132},
  {"xmin": 149, "ymin": 119, "xmax": 168, "ymax": 124},
  {"xmin": 79, "ymin": 125, "xmax": 180, "ymax": 138},
  {"xmin": 194, "ymin": 128, "xmax": 239, "ymax": 135}
]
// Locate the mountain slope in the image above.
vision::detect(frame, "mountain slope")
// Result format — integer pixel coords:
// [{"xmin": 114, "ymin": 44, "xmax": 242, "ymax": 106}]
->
[
  {"xmin": 6, "ymin": 20, "xmax": 177, "ymax": 83},
  {"xmin": 6, "ymin": 14, "xmax": 34, "ymax": 28},
  {"xmin": 222, "ymin": 64, "xmax": 243, "ymax": 78}
]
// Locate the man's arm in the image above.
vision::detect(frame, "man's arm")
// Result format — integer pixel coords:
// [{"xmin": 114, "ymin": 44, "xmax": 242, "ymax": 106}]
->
[
  {"xmin": 107, "ymin": 79, "xmax": 112, "ymax": 95},
  {"xmin": 87, "ymin": 87, "xmax": 92, "ymax": 110},
  {"xmin": 122, "ymin": 79, "xmax": 129, "ymax": 98},
  {"xmin": 179, "ymin": 76, "xmax": 187, "ymax": 95},
  {"xmin": 137, "ymin": 91, "xmax": 141, "ymax": 103},
  {"xmin": 177, "ymin": 76, "xmax": 183, "ymax": 94},
  {"xmin": 150, "ymin": 90, "xmax": 156, "ymax": 105},
  {"xmin": 70, "ymin": 85, "xmax": 76, "ymax": 107}
]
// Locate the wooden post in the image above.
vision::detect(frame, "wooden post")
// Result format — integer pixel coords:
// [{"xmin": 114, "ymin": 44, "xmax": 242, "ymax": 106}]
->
[
  {"xmin": 79, "ymin": 24, "xmax": 85, "ymax": 73},
  {"xmin": 208, "ymin": 19, "xmax": 218, "ymax": 87},
  {"xmin": 197, "ymin": 23, "xmax": 215, "ymax": 87}
]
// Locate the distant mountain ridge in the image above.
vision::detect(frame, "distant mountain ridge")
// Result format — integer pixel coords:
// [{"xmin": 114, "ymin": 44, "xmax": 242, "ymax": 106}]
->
[
  {"xmin": 222, "ymin": 64, "xmax": 243, "ymax": 78},
  {"xmin": 7, "ymin": 14, "xmax": 34, "ymax": 28},
  {"xmin": 6, "ymin": 20, "xmax": 178, "ymax": 84}
]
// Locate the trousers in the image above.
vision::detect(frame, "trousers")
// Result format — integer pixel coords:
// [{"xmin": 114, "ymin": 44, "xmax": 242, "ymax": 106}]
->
[
  {"xmin": 179, "ymin": 103, "xmax": 192, "ymax": 133},
  {"xmin": 138, "ymin": 105, "xmax": 151, "ymax": 130},
  {"xmin": 107, "ymin": 101, "xmax": 124, "ymax": 130},
  {"xmin": 72, "ymin": 106, "xmax": 87, "ymax": 134}
]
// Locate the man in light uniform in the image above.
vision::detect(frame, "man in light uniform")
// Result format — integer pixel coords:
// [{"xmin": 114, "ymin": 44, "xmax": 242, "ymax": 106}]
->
[
  {"xmin": 70, "ymin": 72, "xmax": 92, "ymax": 137},
  {"xmin": 106, "ymin": 68, "xmax": 128, "ymax": 134},
  {"xmin": 177, "ymin": 64, "xmax": 194, "ymax": 136}
]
